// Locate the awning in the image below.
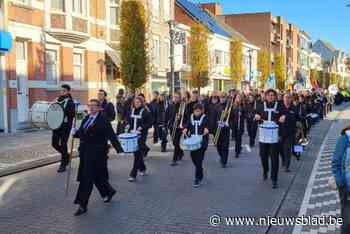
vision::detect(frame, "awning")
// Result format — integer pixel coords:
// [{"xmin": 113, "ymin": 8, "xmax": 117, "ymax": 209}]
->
[{"xmin": 105, "ymin": 45, "xmax": 120, "ymax": 67}]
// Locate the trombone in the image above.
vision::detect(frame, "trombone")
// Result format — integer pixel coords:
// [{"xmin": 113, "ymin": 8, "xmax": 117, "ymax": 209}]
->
[
  {"xmin": 213, "ymin": 97, "xmax": 233, "ymax": 145},
  {"xmin": 171, "ymin": 101, "xmax": 186, "ymax": 141}
]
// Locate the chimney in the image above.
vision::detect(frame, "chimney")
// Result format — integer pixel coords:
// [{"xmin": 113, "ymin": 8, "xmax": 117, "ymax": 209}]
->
[{"xmin": 199, "ymin": 2, "xmax": 222, "ymax": 16}]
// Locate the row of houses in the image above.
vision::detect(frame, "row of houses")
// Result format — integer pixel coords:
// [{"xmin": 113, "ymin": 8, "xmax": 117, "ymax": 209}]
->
[{"xmin": 0, "ymin": 0, "xmax": 349, "ymax": 133}]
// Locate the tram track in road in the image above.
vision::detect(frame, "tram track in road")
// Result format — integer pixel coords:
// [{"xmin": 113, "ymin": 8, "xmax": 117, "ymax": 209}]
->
[{"xmin": 265, "ymin": 105, "xmax": 348, "ymax": 234}]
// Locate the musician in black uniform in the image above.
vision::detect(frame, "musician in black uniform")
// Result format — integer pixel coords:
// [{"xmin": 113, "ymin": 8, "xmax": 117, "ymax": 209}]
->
[
  {"xmin": 157, "ymin": 94, "xmax": 168, "ymax": 152},
  {"xmin": 230, "ymin": 94, "xmax": 245, "ymax": 158},
  {"xmin": 52, "ymin": 84, "xmax": 76, "ymax": 173},
  {"xmin": 279, "ymin": 93, "xmax": 297, "ymax": 172},
  {"xmin": 215, "ymin": 93, "xmax": 231, "ymax": 168},
  {"xmin": 116, "ymin": 94, "xmax": 127, "ymax": 135},
  {"xmin": 244, "ymin": 93, "xmax": 258, "ymax": 147},
  {"xmin": 125, "ymin": 96, "xmax": 153, "ymax": 182},
  {"xmin": 97, "ymin": 89, "xmax": 116, "ymax": 122},
  {"xmin": 255, "ymin": 89, "xmax": 285, "ymax": 189},
  {"xmin": 149, "ymin": 91, "xmax": 160, "ymax": 144},
  {"xmin": 71, "ymin": 99, "xmax": 119, "ymax": 216},
  {"xmin": 183, "ymin": 103, "xmax": 209, "ymax": 187},
  {"xmin": 183, "ymin": 90, "xmax": 200, "ymax": 124},
  {"xmin": 166, "ymin": 93, "xmax": 184, "ymax": 166}
]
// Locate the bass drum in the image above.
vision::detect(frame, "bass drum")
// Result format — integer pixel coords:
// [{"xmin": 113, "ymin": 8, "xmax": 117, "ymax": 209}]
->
[{"xmin": 30, "ymin": 101, "xmax": 65, "ymax": 130}]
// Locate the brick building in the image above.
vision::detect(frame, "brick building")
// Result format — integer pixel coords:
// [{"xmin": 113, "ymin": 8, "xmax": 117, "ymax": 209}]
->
[
  {"xmin": 0, "ymin": 0, "xmax": 174, "ymax": 133},
  {"xmin": 218, "ymin": 12, "xmax": 307, "ymax": 86}
]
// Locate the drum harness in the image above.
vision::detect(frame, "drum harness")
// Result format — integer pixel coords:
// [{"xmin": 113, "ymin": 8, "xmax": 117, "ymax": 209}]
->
[
  {"xmin": 56, "ymin": 98, "xmax": 69, "ymax": 123},
  {"xmin": 263, "ymin": 101, "xmax": 278, "ymax": 122},
  {"xmin": 190, "ymin": 114, "xmax": 205, "ymax": 136},
  {"xmin": 131, "ymin": 108, "xmax": 144, "ymax": 132}
]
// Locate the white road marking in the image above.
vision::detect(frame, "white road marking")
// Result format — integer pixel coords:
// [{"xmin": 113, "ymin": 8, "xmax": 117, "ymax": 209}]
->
[{"xmin": 0, "ymin": 178, "xmax": 17, "ymax": 203}]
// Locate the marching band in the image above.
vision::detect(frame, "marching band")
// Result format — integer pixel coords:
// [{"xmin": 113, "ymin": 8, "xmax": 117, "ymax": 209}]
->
[{"xmin": 31, "ymin": 84, "xmax": 336, "ymax": 215}]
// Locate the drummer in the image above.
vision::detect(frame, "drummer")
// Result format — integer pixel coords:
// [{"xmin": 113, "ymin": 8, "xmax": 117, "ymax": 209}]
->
[
  {"xmin": 254, "ymin": 89, "xmax": 285, "ymax": 189},
  {"xmin": 182, "ymin": 103, "xmax": 209, "ymax": 188},
  {"xmin": 125, "ymin": 96, "xmax": 153, "ymax": 182},
  {"xmin": 52, "ymin": 84, "xmax": 76, "ymax": 173}
]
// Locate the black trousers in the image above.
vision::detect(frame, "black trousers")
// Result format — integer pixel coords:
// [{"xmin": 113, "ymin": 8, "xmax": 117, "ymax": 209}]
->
[
  {"xmin": 172, "ymin": 128, "xmax": 184, "ymax": 162},
  {"xmin": 259, "ymin": 143, "xmax": 279, "ymax": 182},
  {"xmin": 130, "ymin": 135, "xmax": 147, "ymax": 178},
  {"xmin": 190, "ymin": 148, "xmax": 206, "ymax": 181},
  {"xmin": 279, "ymin": 136, "xmax": 293, "ymax": 169},
  {"xmin": 339, "ymin": 186, "xmax": 350, "ymax": 234},
  {"xmin": 216, "ymin": 128, "xmax": 230, "ymax": 165},
  {"xmin": 52, "ymin": 126, "xmax": 71, "ymax": 166},
  {"xmin": 75, "ymin": 176, "xmax": 116, "ymax": 207},
  {"xmin": 153, "ymin": 124, "xmax": 159, "ymax": 143},
  {"xmin": 234, "ymin": 130, "xmax": 243, "ymax": 155},
  {"xmin": 246, "ymin": 119, "xmax": 258, "ymax": 146},
  {"xmin": 158, "ymin": 126, "xmax": 168, "ymax": 150}
]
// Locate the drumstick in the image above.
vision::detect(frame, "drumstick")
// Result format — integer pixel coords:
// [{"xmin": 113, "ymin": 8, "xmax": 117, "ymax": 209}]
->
[{"xmin": 65, "ymin": 114, "xmax": 77, "ymax": 197}]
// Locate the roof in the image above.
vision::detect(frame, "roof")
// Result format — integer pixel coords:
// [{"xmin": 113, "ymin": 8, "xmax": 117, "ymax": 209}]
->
[
  {"xmin": 176, "ymin": 0, "xmax": 230, "ymax": 38},
  {"xmin": 214, "ymin": 16, "xmax": 249, "ymax": 43},
  {"xmin": 319, "ymin": 40, "xmax": 337, "ymax": 53}
]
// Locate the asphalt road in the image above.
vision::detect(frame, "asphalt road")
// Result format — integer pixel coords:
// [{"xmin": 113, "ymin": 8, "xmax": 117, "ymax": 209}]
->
[{"xmin": 0, "ymin": 106, "xmax": 347, "ymax": 234}]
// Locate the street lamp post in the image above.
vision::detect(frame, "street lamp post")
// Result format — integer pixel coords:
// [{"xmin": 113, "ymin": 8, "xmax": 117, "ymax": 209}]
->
[
  {"xmin": 248, "ymin": 49, "xmax": 253, "ymax": 87},
  {"xmin": 168, "ymin": 20, "xmax": 177, "ymax": 97}
]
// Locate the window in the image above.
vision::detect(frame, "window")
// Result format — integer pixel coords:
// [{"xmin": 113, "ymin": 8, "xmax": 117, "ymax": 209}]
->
[
  {"xmin": 164, "ymin": 41, "xmax": 170, "ymax": 68},
  {"xmin": 152, "ymin": 38, "xmax": 160, "ymax": 66},
  {"xmin": 109, "ymin": 0, "xmax": 119, "ymax": 25},
  {"xmin": 182, "ymin": 45, "xmax": 187, "ymax": 64},
  {"xmin": 72, "ymin": 0, "xmax": 83, "ymax": 15},
  {"xmin": 152, "ymin": 0, "xmax": 160, "ymax": 21},
  {"xmin": 224, "ymin": 52, "xmax": 229, "ymax": 66},
  {"xmin": 215, "ymin": 50, "xmax": 223, "ymax": 65},
  {"xmin": 16, "ymin": 41, "xmax": 26, "ymax": 61},
  {"xmin": 73, "ymin": 52, "xmax": 84, "ymax": 83},
  {"xmin": 13, "ymin": 0, "xmax": 29, "ymax": 5},
  {"xmin": 51, "ymin": 0, "xmax": 65, "ymax": 11},
  {"xmin": 45, "ymin": 49, "xmax": 59, "ymax": 83}
]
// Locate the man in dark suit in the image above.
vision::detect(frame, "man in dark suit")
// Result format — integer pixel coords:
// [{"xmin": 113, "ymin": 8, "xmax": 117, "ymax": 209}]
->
[
  {"xmin": 97, "ymin": 89, "xmax": 116, "ymax": 122},
  {"xmin": 71, "ymin": 99, "xmax": 120, "ymax": 216}
]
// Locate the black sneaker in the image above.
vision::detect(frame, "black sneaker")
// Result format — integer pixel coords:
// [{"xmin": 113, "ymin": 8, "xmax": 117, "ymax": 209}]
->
[
  {"xmin": 263, "ymin": 173, "xmax": 268, "ymax": 181},
  {"xmin": 170, "ymin": 161, "xmax": 178, "ymax": 166},
  {"xmin": 57, "ymin": 165, "xmax": 66, "ymax": 173},
  {"xmin": 272, "ymin": 181, "xmax": 278, "ymax": 189}
]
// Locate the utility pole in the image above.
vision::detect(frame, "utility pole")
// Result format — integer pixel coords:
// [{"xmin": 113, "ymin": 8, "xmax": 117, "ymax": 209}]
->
[{"xmin": 168, "ymin": 20, "xmax": 176, "ymax": 97}]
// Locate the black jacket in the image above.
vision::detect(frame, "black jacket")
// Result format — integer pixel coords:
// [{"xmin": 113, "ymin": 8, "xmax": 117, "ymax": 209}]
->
[
  {"xmin": 125, "ymin": 107, "xmax": 153, "ymax": 138},
  {"xmin": 183, "ymin": 113, "xmax": 209, "ymax": 150},
  {"xmin": 256, "ymin": 101, "xmax": 282, "ymax": 123},
  {"xmin": 206, "ymin": 102, "xmax": 221, "ymax": 134},
  {"xmin": 279, "ymin": 104, "xmax": 297, "ymax": 138},
  {"xmin": 56, "ymin": 94, "xmax": 75, "ymax": 128},
  {"xmin": 74, "ymin": 113, "xmax": 119, "ymax": 181},
  {"xmin": 101, "ymin": 99, "xmax": 116, "ymax": 122}
]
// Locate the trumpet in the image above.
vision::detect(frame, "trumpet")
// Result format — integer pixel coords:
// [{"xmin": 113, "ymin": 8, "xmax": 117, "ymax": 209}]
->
[
  {"xmin": 213, "ymin": 97, "xmax": 233, "ymax": 145},
  {"xmin": 171, "ymin": 101, "xmax": 186, "ymax": 141}
]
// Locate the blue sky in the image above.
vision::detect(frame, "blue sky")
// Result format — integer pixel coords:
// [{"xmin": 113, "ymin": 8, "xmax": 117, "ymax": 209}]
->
[{"xmin": 198, "ymin": 0, "xmax": 350, "ymax": 53}]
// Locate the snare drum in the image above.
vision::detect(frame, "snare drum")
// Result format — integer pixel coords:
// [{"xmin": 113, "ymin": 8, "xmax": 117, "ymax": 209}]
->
[
  {"xmin": 118, "ymin": 132, "xmax": 139, "ymax": 153},
  {"xmin": 30, "ymin": 101, "xmax": 65, "ymax": 130},
  {"xmin": 258, "ymin": 121, "xmax": 279, "ymax": 144},
  {"xmin": 181, "ymin": 135, "xmax": 203, "ymax": 151}
]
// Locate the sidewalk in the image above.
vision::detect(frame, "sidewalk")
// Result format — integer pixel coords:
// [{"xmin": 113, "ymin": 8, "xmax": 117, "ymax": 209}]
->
[
  {"xmin": 0, "ymin": 104, "xmax": 347, "ymax": 177},
  {"xmin": 0, "ymin": 126, "xmax": 159, "ymax": 177}
]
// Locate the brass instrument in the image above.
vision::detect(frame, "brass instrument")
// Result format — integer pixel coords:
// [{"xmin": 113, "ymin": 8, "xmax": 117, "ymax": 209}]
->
[
  {"xmin": 213, "ymin": 97, "xmax": 234, "ymax": 145},
  {"xmin": 171, "ymin": 101, "xmax": 186, "ymax": 141}
]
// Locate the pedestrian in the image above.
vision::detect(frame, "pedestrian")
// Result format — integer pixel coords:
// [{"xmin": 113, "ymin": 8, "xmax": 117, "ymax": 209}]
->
[
  {"xmin": 332, "ymin": 125, "xmax": 350, "ymax": 234},
  {"xmin": 71, "ymin": 99, "xmax": 120, "ymax": 216},
  {"xmin": 125, "ymin": 96, "xmax": 153, "ymax": 182},
  {"xmin": 52, "ymin": 84, "xmax": 76, "ymax": 173},
  {"xmin": 255, "ymin": 89, "xmax": 284, "ymax": 189},
  {"xmin": 182, "ymin": 103, "xmax": 209, "ymax": 187}
]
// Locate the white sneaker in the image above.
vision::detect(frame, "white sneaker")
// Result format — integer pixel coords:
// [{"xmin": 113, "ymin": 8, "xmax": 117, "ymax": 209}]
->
[
  {"xmin": 140, "ymin": 171, "xmax": 147, "ymax": 176},
  {"xmin": 128, "ymin": 177, "xmax": 135, "ymax": 182}
]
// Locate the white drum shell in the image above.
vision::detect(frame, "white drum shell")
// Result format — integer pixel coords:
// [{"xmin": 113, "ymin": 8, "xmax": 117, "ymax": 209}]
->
[
  {"xmin": 258, "ymin": 121, "xmax": 279, "ymax": 144},
  {"xmin": 30, "ymin": 102, "xmax": 64, "ymax": 130},
  {"xmin": 118, "ymin": 133, "xmax": 139, "ymax": 153},
  {"xmin": 181, "ymin": 135, "xmax": 202, "ymax": 151}
]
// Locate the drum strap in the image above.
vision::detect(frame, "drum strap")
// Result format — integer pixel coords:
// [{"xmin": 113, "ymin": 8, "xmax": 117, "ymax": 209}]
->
[
  {"xmin": 191, "ymin": 114, "xmax": 205, "ymax": 136},
  {"xmin": 131, "ymin": 108, "xmax": 144, "ymax": 131},
  {"xmin": 263, "ymin": 102, "xmax": 278, "ymax": 122}
]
